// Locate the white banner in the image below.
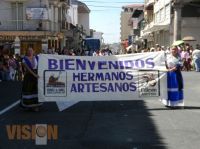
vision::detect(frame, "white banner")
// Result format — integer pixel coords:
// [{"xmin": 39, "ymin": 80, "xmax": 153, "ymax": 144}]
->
[
  {"xmin": 26, "ymin": 8, "xmax": 49, "ymax": 20},
  {"xmin": 38, "ymin": 52, "xmax": 168, "ymax": 102}
]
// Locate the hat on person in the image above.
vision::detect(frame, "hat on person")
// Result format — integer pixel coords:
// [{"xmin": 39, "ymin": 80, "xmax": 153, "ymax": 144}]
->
[{"xmin": 150, "ymin": 47, "xmax": 155, "ymax": 51}]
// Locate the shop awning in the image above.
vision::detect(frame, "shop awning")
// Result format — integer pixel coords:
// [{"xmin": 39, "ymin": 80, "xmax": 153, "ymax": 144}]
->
[
  {"xmin": 150, "ymin": 24, "xmax": 169, "ymax": 32},
  {"xmin": 142, "ymin": 24, "xmax": 169, "ymax": 34}
]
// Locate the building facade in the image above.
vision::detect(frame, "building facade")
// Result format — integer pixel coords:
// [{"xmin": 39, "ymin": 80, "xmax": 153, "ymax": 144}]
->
[
  {"xmin": 0, "ymin": 0, "xmax": 72, "ymax": 55},
  {"xmin": 120, "ymin": 4, "xmax": 144, "ymax": 42},
  {"xmin": 120, "ymin": 4, "xmax": 144, "ymax": 53},
  {"xmin": 141, "ymin": 0, "xmax": 171, "ymax": 48},
  {"xmin": 141, "ymin": 0, "xmax": 200, "ymax": 48},
  {"xmin": 64, "ymin": 0, "xmax": 90, "ymax": 52},
  {"xmin": 0, "ymin": 0, "xmax": 91, "ymax": 55}
]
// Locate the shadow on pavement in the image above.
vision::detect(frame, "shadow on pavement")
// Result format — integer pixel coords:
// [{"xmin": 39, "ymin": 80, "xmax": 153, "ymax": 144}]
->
[
  {"xmin": 75, "ymin": 100, "xmax": 167, "ymax": 149},
  {"xmin": 0, "ymin": 99, "xmax": 167, "ymax": 149},
  {"xmin": 182, "ymin": 106, "xmax": 200, "ymax": 110},
  {"xmin": 147, "ymin": 106, "xmax": 200, "ymax": 111},
  {"xmin": 0, "ymin": 81, "xmax": 22, "ymax": 110}
]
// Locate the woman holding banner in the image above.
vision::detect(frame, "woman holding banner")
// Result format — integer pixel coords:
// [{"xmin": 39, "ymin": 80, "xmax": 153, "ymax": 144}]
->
[
  {"xmin": 164, "ymin": 46, "xmax": 184, "ymax": 108},
  {"xmin": 20, "ymin": 48, "xmax": 42, "ymax": 111}
]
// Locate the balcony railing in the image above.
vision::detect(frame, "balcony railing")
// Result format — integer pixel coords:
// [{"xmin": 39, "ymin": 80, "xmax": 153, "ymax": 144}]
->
[
  {"xmin": 49, "ymin": 0, "xmax": 71, "ymax": 7},
  {"xmin": 61, "ymin": 21, "xmax": 68, "ymax": 30},
  {"xmin": 142, "ymin": 21, "xmax": 154, "ymax": 33},
  {"xmin": 0, "ymin": 20, "xmax": 62, "ymax": 32}
]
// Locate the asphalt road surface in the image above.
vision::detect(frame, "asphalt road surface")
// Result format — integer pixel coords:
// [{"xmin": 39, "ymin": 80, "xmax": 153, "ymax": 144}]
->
[{"xmin": 0, "ymin": 72, "xmax": 200, "ymax": 149}]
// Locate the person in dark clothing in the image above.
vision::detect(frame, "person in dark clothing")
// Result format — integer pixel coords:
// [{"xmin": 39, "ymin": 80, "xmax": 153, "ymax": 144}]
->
[{"xmin": 21, "ymin": 48, "xmax": 42, "ymax": 111}]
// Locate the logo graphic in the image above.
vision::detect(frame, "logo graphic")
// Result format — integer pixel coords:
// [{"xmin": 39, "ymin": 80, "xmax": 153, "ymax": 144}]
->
[
  {"xmin": 6, "ymin": 124, "xmax": 58, "ymax": 145},
  {"xmin": 138, "ymin": 71, "xmax": 160, "ymax": 97},
  {"xmin": 44, "ymin": 70, "xmax": 67, "ymax": 97},
  {"xmin": 36, "ymin": 125, "xmax": 47, "ymax": 137},
  {"xmin": 35, "ymin": 124, "xmax": 47, "ymax": 145},
  {"xmin": 47, "ymin": 72, "xmax": 65, "ymax": 87},
  {"xmin": 141, "ymin": 73, "xmax": 157, "ymax": 87}
]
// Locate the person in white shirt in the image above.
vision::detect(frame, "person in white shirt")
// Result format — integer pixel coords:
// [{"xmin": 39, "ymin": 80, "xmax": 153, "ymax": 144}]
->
[
  {"xmin": 192, "ymin": 48, "xmax": 200, "ymax": 72},
  {"xmin": 162, "ymin": 46, "xmax": 184, "ymax": 108}
]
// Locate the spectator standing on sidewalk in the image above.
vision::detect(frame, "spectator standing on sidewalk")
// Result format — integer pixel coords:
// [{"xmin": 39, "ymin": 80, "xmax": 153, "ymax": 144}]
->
[
  {"xmin": 181, "ymin": 48, "xmax": 190, "ymax": 71},
  {"xmin": 15, "ymin": 54, "xmax": 23, "ymax": 81},
  {"xmin": 2, "ymin": 54, "xmax": 10, "ymax": 81},
  {"xmin": 9, "ymin": 54, "xmax": 17, "ymax": 80},
  {"xmin": 192, "ymin": 48, "xmax": 200, "ymax": 72}
]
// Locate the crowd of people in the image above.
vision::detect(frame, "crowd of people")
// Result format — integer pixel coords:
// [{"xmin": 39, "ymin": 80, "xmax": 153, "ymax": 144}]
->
[
  {"xmin": 92, "ymin": 48, "xmax": 112, "ymax": 56},
  {"xmin": 0, "ymin": 48, "xmax": 23, "ymax": 81},
  {"xmin": 1, "ymin": 42, "xmax": 200, "ymax": 82},
  {"xmin": 138, "ymin": 43, "xmax": 200, "ymax": 72},
  {"xmin": 0, "ymin": 42, "xmax": 199, "ymax": 111},
  {"xmin": 0, "ymin": 46, "xmax": 83, "ymax": 81}
]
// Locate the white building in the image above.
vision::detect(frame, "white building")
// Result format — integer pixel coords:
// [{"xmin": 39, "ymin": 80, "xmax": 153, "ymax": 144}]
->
[
  {"xmin": 141, "ymin": 0, "xmax": 171, "ymax": 48},
  {"xmin": 78, "ymin": 1, "xmax": 90, "ymax": 36},
  {"xmin": 68, "ymin": 4, "xmax": 78, "ymax": 26},
  {"xmin": 67, "ymin": 0, "xmax": 90, "ymax": 51},
  {"xmin": 153, "ymin": 0, "xmax": 171, "ymax": 47},
  {"xmin": 0, "ymin": 0, "xmax": 91, "ymax": 54},
  {"xmin": 141, "ymin": 0, "xmax": 200, "ymax": 48},
  {"xmin": 0, "ymin": 0, "xmax": 71, "ymax": 55},
  {"xmin": 93, "ymin": 31, "xmax": 104, "ymax": 44}
]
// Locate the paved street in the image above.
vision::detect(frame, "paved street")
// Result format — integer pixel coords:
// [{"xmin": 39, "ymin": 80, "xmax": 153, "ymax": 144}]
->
[{"xmin": 0, "ymin": 72, "xmax": 200, "ymax": 149}]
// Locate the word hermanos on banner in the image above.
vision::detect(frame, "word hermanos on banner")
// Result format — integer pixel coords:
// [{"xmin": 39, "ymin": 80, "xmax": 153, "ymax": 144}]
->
[{"xmin": 70, "ymin": 71, "xmax": 137, "ymax": 93}]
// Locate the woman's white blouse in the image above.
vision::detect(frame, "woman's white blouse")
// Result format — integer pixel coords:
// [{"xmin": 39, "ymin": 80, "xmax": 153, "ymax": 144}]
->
[{"xmin": 166, "ymin": 55, "xmax": 182, "ymax": 68}]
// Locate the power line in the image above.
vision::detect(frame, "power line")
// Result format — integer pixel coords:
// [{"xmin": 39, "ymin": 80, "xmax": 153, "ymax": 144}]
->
[
  {"xmin": 88, "ymin": 5, "xmax": 144, "ymax": 9},
  {"xmin": 91, "ymin": 9, "xmax": 120, "ymax": 11},
  {"xmin": 90, "ymin": 9, "xmax": 117, "ymax": 11},
  {"xmin": 81, "ymin": 1, "xmax": 144, "ymax": 3},
  {"xmin": 87, "ymin": 5, "xmax": 122, "ymax": 8}
]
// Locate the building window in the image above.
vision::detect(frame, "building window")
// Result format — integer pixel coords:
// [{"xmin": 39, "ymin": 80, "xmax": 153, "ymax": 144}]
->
[
  {"xmin": 11, "ymin": 2, "xmax": 23, "ymax": 30},
  {"xmin": 67, "ymin": 0, "xmax": 71, "ymax": 6},
  {"xmin": 124, "ymin": 8, "xmax": 128, "ymax": 12},
  {"xmin": 155, "ymin": 12, "xmax": 159, "ymax": 23},
  {"xmin": 165, "ymin": 4, "xmax": 170, "ymax": 20},
  {"xmin": 160, "ymin": 8, "xmax": 164, "ymax": 22}
]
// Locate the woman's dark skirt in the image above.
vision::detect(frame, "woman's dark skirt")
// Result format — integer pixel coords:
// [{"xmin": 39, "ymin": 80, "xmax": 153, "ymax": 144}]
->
[{"xmin": 22, "ymin": 71, "xmax": 38, "ymax": 105}]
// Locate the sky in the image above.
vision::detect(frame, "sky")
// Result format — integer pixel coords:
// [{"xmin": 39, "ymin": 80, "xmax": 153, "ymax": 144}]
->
[{"xmin": 79, "ymin": 0, "xmax": 144, "ymax": 44}]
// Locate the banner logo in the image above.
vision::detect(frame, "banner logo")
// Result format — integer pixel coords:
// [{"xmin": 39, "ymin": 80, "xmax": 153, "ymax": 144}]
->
[
  {"xmin": 44, "ymin": 70, "xmax": 67, "ymax": 97},
  {"xmin": 138, "ymin": 71, "xmax": 160, "ymax": 97}
]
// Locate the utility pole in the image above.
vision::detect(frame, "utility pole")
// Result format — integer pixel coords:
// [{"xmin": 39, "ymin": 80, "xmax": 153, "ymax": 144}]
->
[{"xmin": 173, "ymin": 0, "xmax": 183, "ymax": 42}]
